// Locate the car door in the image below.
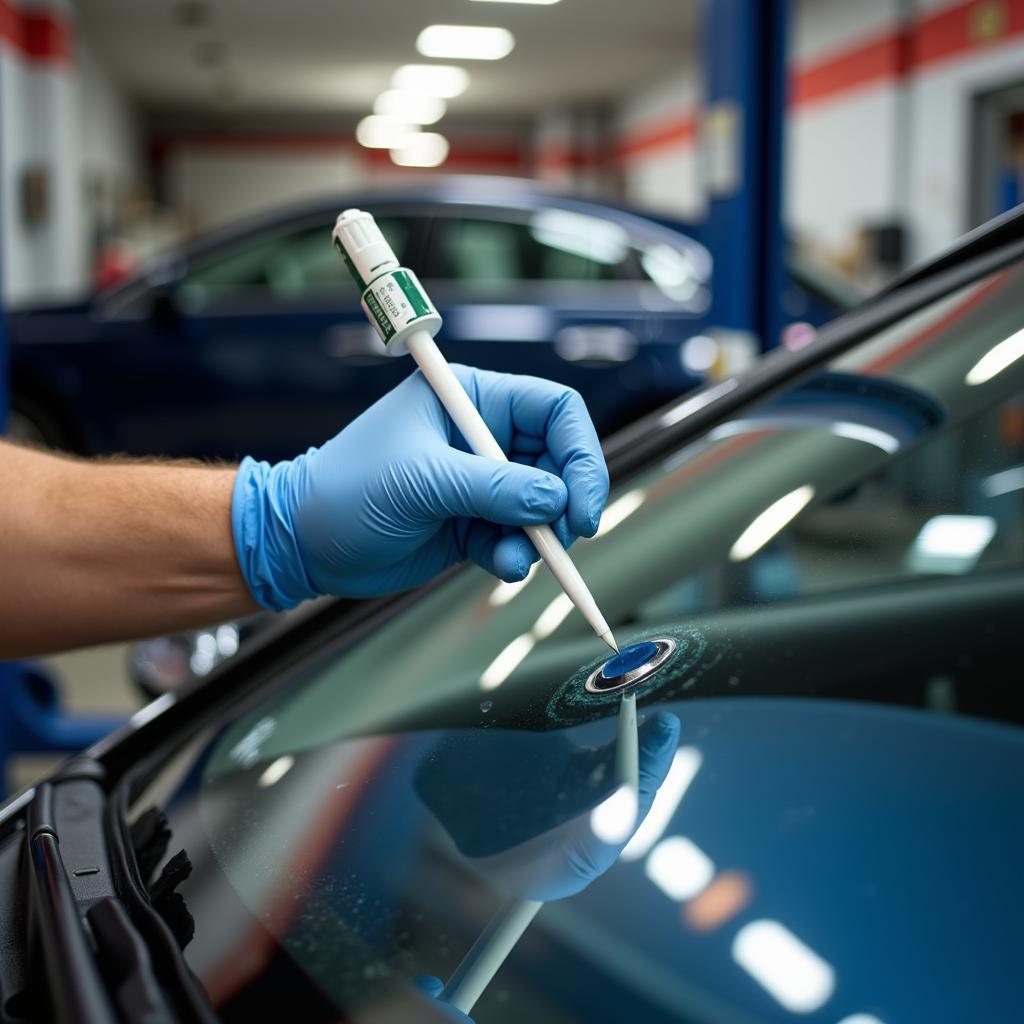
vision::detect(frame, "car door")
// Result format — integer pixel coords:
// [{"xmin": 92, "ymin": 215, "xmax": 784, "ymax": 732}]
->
[
  {"xmin": 90, "ymin": 211, "xmax": 426, "ymax": 463},
  {"xmin": 420, "ymin": 205, "xmax": 709, "ymax": 435}
]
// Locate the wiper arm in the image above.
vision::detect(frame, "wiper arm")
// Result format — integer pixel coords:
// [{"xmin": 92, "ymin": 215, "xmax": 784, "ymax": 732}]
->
[{"xmin": 25, "ymin": 763, "xmax": 181, "ymax": 1023}]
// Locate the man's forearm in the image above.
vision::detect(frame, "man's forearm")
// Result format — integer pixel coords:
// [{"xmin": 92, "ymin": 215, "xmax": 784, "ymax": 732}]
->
[{"xmin": 0, "ymin": 441, "xmax": 259, "ymax": 658}]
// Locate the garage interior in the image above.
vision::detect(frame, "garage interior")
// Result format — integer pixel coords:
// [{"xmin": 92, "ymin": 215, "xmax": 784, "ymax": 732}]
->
[{"xmin": 1, "ymin": 1, "xmax": 1023, "ymax": 1020}]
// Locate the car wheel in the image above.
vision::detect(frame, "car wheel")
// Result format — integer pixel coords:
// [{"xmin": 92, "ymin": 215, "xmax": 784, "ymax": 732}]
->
[{"xmin": 7, "ymin": 395, "xmax": 72, "ymax": 451}]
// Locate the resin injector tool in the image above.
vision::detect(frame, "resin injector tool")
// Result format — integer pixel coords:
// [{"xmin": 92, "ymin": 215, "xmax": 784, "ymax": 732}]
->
[{"xmin": 332, "ymin": 208, "xmax": 619, "ymax": 654}]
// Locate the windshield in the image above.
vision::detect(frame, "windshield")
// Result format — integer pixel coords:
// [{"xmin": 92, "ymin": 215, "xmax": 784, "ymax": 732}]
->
[{"xmin": 139, "ymin": 263, "xmax": 1024, "ymax": 1023}]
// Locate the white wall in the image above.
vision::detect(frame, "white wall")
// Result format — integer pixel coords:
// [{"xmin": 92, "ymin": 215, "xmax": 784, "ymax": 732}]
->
[
  {"xmin": 1, "ymin": 1, "xmax": 142, "ymax": 307},
  {"xmin": 167, "ymin": 146, "xmax": 365, "ymax": 231},
  {"xmin": 614, "ymin": 67, "xmax": 703, "ymax": 219}
]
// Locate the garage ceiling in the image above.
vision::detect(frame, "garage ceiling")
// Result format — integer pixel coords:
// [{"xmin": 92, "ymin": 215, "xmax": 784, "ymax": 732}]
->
[{"xmin": 76, "ymin": 0, "xmax": 695, "ymax": 119}]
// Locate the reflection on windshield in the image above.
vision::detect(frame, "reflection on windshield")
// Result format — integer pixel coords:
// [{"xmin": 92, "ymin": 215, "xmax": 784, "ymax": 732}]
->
[{"xmin": 143, "ymin": 264, "xmax": 1024, "ymax": 1023}]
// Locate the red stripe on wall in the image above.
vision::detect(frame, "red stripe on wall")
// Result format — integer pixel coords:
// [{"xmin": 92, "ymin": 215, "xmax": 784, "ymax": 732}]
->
[
  {"xmin": 615, "ymin": 113, "xmax": 697, "ymax": 161},
  {"xmin": 791, "ymin": 0, "xmax": 1024, "ymax": 109},
  {"xmin": 157, "ymin": 133, "xmax": 527, "ymax": 173},
  {"xmin": 790, "ymin": 31, "xmax": 907, "ymax": 106},
  {"xmin": 912, "ymin": 0, "xmax": 1024, "ymax": 68},
  {"xmin": 0, "ymin": 1, "xmax": 73, "ymax": 65}
]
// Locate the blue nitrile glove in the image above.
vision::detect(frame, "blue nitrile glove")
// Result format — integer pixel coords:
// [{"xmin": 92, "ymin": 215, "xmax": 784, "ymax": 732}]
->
[
  {"xmin": 415, "ymin": 712, "xmax": 681, "ymax": 902},
  {"xmin": 414, "ymin": 976, "xmax": 475, "ymax": 1022},
  {"xmin": 232, "ymin": 366, "xmax": 609, "ymax": 607}
]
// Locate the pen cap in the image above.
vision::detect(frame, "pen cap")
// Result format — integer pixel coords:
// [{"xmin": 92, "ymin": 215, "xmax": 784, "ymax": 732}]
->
[
  {"xmin": 332, "ymin": 208, "xmax": 442, "ymax": 356},
  {"xmin": 332, "ymin": 209, "xmax": 399, "ymax": 288}
]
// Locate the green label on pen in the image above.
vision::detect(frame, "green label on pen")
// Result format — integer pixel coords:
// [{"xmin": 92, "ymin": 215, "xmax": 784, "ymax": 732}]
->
[
  {"xmin": 362, "ymin": 290, "xmax": 395, "ymax": 342},
  {"xmin": 393, "ymin": 269, "xmax": 432, "ymax": 319}
]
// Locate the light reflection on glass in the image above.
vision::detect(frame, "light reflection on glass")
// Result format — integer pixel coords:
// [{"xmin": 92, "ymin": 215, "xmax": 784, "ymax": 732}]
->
[
  {"xmin": 829, "ymin": 422, "xmax": 900, "ymax": 454},
  {"xmin": 659, "ymin": 378, "xmax": 738, "ymax": 427},
  {"xmin": 981, "ymin": 463, "xmax": 1024, "ymax": 497},
  {"xmin": 965, "ymin": 325, "xmax": 1024, "ymax": 385},
  {"xmin": 732, "ymin": 919, "xmax": 836, "ymax": 1013},
  {"xmin": 644, "ymin": 836, "xmax": 715, "ymax": 900},
  {"xmin": 595, "ymin": 489, "xmax": 646, "ymax": 538},
  {"xmin": 729, "ymin": 485, "xmax": 815, "ymax": 562},
  {"xmin": 836, "ymin": 1015, "xmax": 886, "ymax": 1024},
  {"xmin": 258, "ymin": 755, "xmax": 294, "ymax": 788},
  {"xmin": 589, "ymin": 784, "xmax": 639, "ymax": 844},
  {"xmin": 488, "ymin": 561, "xmax": 538, "ymax": 606},
  {"xmin": 529, "ymin": 209, "xmax": 630, "ymax": 265},
  {"xmin": 620, "ymin": 747, "xmax": 702, "ymax": 861},
  {"xmin": 907, "ymin": 514, "xmax": 996, "ymax": 574},
  {"xmin": 479, "ymin": 634, "xmax": 535, "ymax": 691},
  {"xmin": 532, "ymin": 593, "xmax": 574, "ymax": 639}
]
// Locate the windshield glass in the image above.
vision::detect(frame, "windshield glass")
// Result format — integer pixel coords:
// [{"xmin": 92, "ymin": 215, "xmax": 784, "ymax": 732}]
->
[{"xmin": 140, "ymin": 263, "xmax": 1024, "ymax": 1024}]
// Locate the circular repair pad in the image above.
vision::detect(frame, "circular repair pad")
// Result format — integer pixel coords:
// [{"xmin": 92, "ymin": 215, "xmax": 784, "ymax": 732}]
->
[
  {"xmin": 544, "ymin": 624, "xmax": 717, "ymax": 727},
  {"xmin": 585, "ymin": 639, "xmax": 677, "ymax": 694}
]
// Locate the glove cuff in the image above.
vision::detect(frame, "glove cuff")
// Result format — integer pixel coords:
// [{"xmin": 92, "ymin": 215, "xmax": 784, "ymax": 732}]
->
[{"xmin": 231, "ymin": 455, "xmax": 318, "ymax": 611}]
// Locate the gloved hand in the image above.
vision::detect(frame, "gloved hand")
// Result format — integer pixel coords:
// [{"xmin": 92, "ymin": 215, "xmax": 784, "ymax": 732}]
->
[
  {"xmin": 413, "ymin": 976, "xmax": 475, "ymax": 1022},
  {"xmin": 415, "ymin": 712, "xmax": 681, "ymax": 901},
  {"xmin": 232, "ymin": 366, "xmax": 609, "ymax": 608}
]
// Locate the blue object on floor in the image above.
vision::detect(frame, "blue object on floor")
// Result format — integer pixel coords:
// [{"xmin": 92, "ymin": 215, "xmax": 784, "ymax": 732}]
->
[
  {"xmin": 0, "ymin": 661, "xmax": 125, "ymax": 797},
  {"xmin": 601, "ymin": 642, "xmax": 659, "ymax": 680}
]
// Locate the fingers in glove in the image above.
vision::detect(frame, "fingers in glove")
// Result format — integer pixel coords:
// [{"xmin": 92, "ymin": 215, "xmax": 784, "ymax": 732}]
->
[{"xmin": 436, "ymin": 450, "xmax": 567, "ymax": 527}]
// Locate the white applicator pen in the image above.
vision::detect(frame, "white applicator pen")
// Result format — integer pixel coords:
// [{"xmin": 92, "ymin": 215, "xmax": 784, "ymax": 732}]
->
[{"xmin": 332, "ymin": 209, "xmax": 618, "ymax": 654}]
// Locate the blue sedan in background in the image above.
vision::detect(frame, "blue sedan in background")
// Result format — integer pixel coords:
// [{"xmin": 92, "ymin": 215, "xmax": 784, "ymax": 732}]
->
[{"xmin": 7, "ymin": 178, "xmax": 853, "ymax": 461}]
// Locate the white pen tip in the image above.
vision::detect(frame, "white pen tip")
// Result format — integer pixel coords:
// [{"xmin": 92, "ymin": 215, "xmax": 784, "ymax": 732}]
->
[{"xmin": 600, "ymin": 630, "xmax": 619, "ymax": 654}]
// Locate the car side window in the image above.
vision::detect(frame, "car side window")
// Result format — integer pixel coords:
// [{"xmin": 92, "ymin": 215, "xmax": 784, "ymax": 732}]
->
[
  {"xmin": 177, "ymin": 217, "xmax": 410, "ymax": 312},
  {"xmin": 430, "ymin": 210, "xmax": 646, "ymax": 287}
]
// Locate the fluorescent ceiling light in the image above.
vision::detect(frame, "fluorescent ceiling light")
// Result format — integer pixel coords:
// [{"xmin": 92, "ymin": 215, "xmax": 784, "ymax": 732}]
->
[
  {"xmin": 595, "ymin": 489, "xmax": 645, "ymax": 537},
  {"xmin": 645, "ymin": 836, "xmax": 715, "ymax": 901},
  {"xmin": 480, "ymin": 633, "xmax": 534, "ymax": 690},
  {"xmin": 488, "ymin": 562, "xmax": 538, "ymax": 606},
  {"xmin": 589, "ymin": 784, "xmax": 639, "ymax": 844},
  {"xmin": 417, "ymin": 24, "xmax": 515, "ymax": 60},
  {"xmin": 374, "ymin": 90, "xmax": 446, "ymax": 125},
  {"xmin": 732, "ymin": 920, "xmax": 836, "ymax": 1013},
  {"xmin": 392, "ymin": 64, "xmax": 470, "ymax": 98},
  {"xmin": 620, "ymin": 747, "xmax": 702, "ymax": 861},
  {"xmin": 356, "ymin": 114, "xmax": 416, "ymax": 149},
  {"xmin": 908, "ymin": 514, "xmax": 996, "ymax": 574},
  {"xmin": 729, "ymin": 485, "xmax": 815, "ymax": 561},
  {"xmin": 391, "ymin": 132, "xmax": 450, "ymax": 168},
  {"xmin": 966, "ymin": 326, "xmax": 1024, "ymax": 385},
  {"xmin": 258, "ymin": 755, "xmax": 294, "ymax": 788}
]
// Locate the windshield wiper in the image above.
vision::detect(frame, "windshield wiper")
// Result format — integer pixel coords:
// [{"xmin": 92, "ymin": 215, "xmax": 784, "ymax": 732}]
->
[{"xmin": 24, "ymin": 759, "xmax": 211, "ymax": 1023}]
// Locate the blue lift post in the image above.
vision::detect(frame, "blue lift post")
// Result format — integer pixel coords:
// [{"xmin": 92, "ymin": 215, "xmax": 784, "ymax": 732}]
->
[{"xmin": 703, "ymin": 0, "xmax": 789, "ymax": 354}]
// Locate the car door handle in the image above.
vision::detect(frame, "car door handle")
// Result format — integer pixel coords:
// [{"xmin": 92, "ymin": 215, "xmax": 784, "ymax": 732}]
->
[
  {"xmin": 322, "ymin": 324, "xmax": 390, "ymax": 363},
  {"xmin": 554, "ymin": 325, "xmax": 639, "ymax": 364}
]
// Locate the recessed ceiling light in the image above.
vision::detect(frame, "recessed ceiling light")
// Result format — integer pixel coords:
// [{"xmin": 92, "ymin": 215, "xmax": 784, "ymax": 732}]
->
[
  {"xmin": 374, "ymin": 90, "xmax": 446, "ymax": 126},
  {"xmin": 356, "ymin": 115, "xmax": 416, "ymax": 150},
  {"xmin": 392, "ymin": 64, "xmax": 470, "ymax": 98},
  {"xmin": 416, "ymin": 25, "xmax": 515, "ymax": 60},
  {"xmin": 391, "ymin": 132, "xmax": 450, "ymax": 168}
]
